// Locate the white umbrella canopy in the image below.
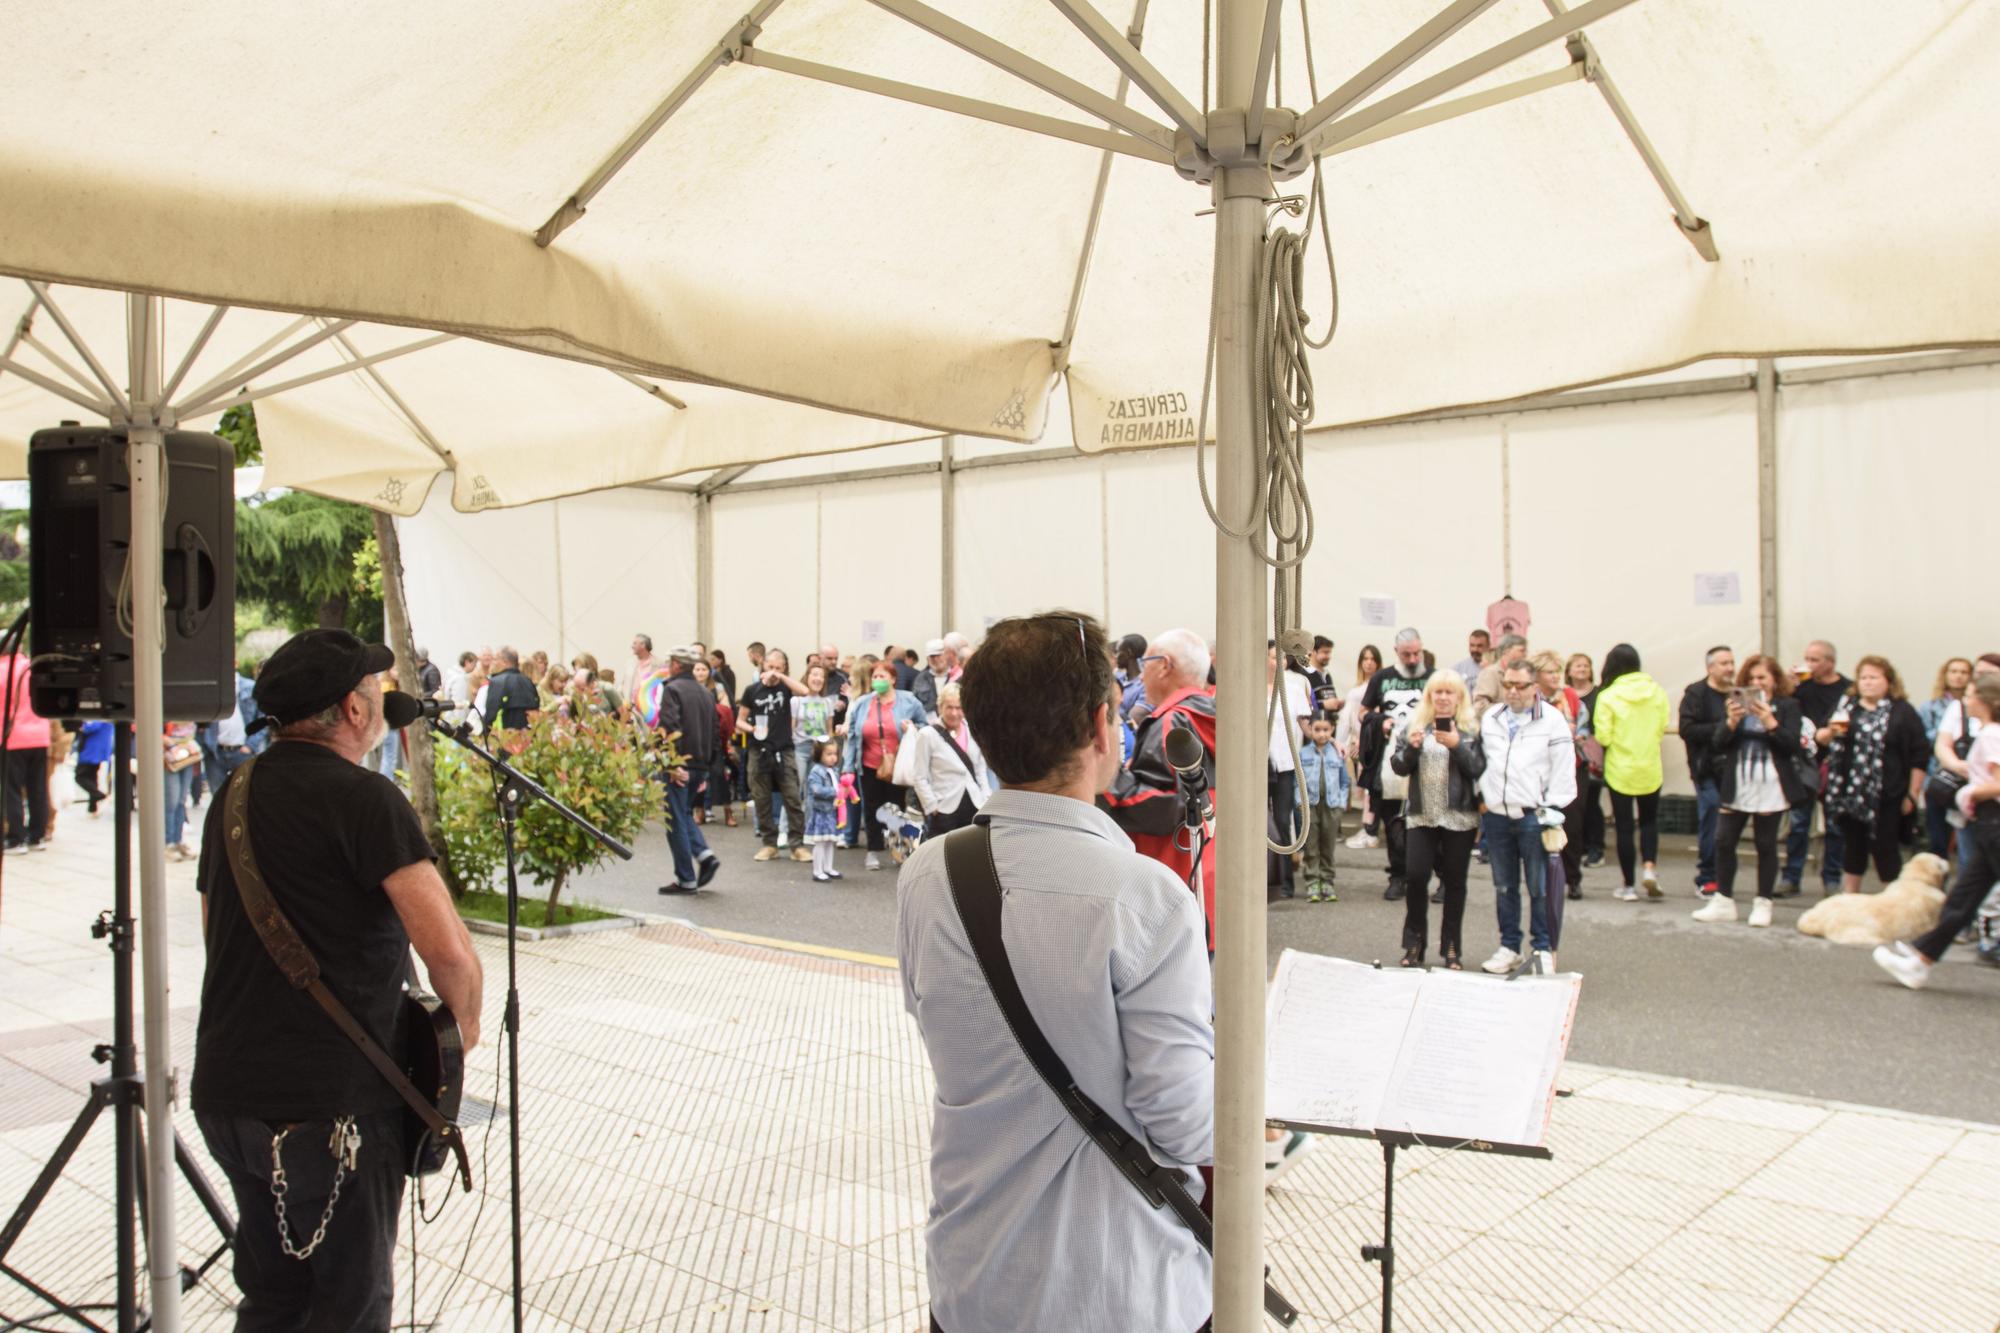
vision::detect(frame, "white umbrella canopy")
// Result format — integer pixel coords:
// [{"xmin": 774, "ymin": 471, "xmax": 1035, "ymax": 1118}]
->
[
  {"xmin": 2, "ymin": 1, "xmax": 1997, "ymax": 449},
  {"xmin": 0, "ymin": 283, "xmax": 931, "ymax": 513}
]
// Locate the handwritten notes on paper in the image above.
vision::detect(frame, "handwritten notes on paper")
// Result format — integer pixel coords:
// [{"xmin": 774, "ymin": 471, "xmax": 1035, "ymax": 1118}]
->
[{"xmin": 1265, "ymin": 950, "xmax": 1580, "ymax": 1149}]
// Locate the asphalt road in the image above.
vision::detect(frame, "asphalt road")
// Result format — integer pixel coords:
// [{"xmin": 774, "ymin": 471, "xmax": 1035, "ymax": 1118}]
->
[{"xmin": 564, "ymin": 809, "xmax": 2000, "ymax": 1124}]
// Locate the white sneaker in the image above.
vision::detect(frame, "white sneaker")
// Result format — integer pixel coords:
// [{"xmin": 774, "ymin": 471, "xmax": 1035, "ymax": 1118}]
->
[
  {"xmin": 1344, "ymin": 832, "xmax": 1379, "ymax": 849},
  {"xmin": 1532, "ymin": 949, "xmax": 1557, "ymax": 975},
  {"xmin": 1642, "ymin": 869, "xmax": 1662, "ymax": 899},
  {"xmin": 864, "ymin": 852, "xmax": 882, "ymax": 871},
  {"xmin": 1481, "ymin": 946, "xmax": 1522, "ymax": 975},
  {"xmin": 1748, "ymin": 898, "xmax": 1774, "ymax": 928},
  {"xmin": 1264, "ymin": 1131, "xmax": 1313, "ymax": 1186},
  {"xmin": 1614, "ymin": 884, "xmax": 1639, "ymax": 902},
  {"xmin": 1691, "ymin": 896, "xmax": 1738, "ymax": 923},
  {"xmin": 1872, "ymin": 941, "xmax": 1931, "ymax": 991}
]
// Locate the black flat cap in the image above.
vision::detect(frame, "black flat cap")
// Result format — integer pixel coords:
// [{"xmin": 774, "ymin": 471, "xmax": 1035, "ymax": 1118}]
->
[{"xmin": 253, "ymin": 628, "xmax": 395, "ymax": 727}]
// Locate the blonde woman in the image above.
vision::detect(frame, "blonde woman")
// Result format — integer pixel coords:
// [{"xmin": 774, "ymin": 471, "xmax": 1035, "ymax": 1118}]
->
[{"xmin": 1388, "ymin": 669, "xmax": 1486, "ymax": 968}]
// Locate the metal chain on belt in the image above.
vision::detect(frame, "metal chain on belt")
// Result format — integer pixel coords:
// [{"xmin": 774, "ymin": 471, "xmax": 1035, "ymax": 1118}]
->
[{"xmin": 271, "ymin": 1115, "xmax": 359, "ymax": 1260}]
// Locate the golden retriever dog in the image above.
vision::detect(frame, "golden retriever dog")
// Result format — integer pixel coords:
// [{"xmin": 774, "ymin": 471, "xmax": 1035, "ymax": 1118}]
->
[{"xmin": 1796, "ymin": 852, "xmax": 1951, "ymax": 947}]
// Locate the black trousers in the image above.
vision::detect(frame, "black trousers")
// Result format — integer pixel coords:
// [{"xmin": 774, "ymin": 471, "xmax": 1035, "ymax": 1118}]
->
[
  {"xmin": 74, "ymin": 759, "xmax": 106, "ymax": 812},
  {"xmin": 1608, "ymin": 787, "xmax": 1661, "ymax": 885},
  {"xmin": 1581, "ymin": 774, "xmax": 1607, "ymax": 856},
  {"xmin": 1403, "ymin": 824, "xmax": 1474, "ymax": 957},
  {"xmin": 3, "ymin": 747, "xmax": 49, "ymax": 847},
  {"xmin": 1838, "ymin": 791, "xmax": 1908, "ymax": 882},
  {"xmin": 197, "ymin": 1107, "xmax": 406, "ymax": 1333},
  {"xmin": 925, "ymin": 794, "xmax": 979, "ymax": 840},
  {"xmin": 1377, "ymin": 797, "xmax": 1409, "ymax": 879},
  {"xmin": 1559, "ymin": 772, "xmax": 1589, "ymax": 888},
  {"xmin": 1915, "ymin": 805, "xmax": 2000, "ymax": 960},
  {"xmin": 1716, "ymin": 809, "xmax": 1784, "ymax": 898},
  {"xmin": 1267, "ymin": 769, "xmax": 1297, "ymax": 892},
  {"xmin": 858, "ymin": 769, "xmax": 908, "ymax": 852}
]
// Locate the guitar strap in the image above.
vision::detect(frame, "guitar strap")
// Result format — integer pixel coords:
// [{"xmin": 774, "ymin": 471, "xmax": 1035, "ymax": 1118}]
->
[
  {"xmin": 940, "ymin": 823, "xmax": 1298, "ymax": 1327},
  {"xmin": 223, "ymin": 757, "xmax": 472, "ymax": 1191}
]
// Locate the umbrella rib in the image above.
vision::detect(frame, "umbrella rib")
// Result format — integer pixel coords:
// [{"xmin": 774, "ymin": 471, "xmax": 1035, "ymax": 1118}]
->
[
  {"xmin": 866, "ymin": 0, "xmax": 1174, "ymax": 151},
  {"xmin": 159, "ymin": 304, "xmax": 231, "ymax": 406},
  {"xmin": 739, "ymin": 48, "xmax": 1175, "ymax": 164},
  {"xmin": 1, "ymin": 285, "xmax": 44, "ymax": 366},
  {"xmin": 1047, "ymin": 0, "xmax": 1205, "ymax": 147},
  {"xmin": 1057, "ymin": 0, "xmax": 1154, "ymax": 365},
  {"xmin": 1295, "ymin": 0, "xmax": 1506, "ymax": 141},
  {"xmin": 326, "ymin": 327, "xmax": 454, "ymax": 465},
  {"xmin": 1243, "ymin": 0, "xmax": 1286, "ymax": 145},
  {"xmin": 178, "ymin": 333, "xmax": 456, "ymax": 420},
  {"xmin": 16, "ymin": 329, "xmax": 113, "ymax": 402},
  {"xmin": 611, "ymin": 369, "xmax": 689, "ymax": 411},
  {"xmin": 1319, "ymin": 61, "xmax": 1586, "ymax": 157},
  {"xmin": 0, "ymin": 353, "xmax": 117, "ymax": 418},
  {"xmin": 1299, "ymin": 0, "xmax": 1644, "ymax": 158},
  {"xmin": 1541, "ymin": 0, "xmax": 1717, "ymax": 260},
  {"xmin": 25, "ymin": 281, "xmax": 130, "ymax": 418},
  {"xmin": 167, "ymin": 313, "xmax": 315, "ymax": 415},
  {"xmin": 173, "ymin": 318, "xmax": 356, "ymax": 415},
  {"xmin": 535, "ymin": 0, "xmax": 792, "ymax": 248}
]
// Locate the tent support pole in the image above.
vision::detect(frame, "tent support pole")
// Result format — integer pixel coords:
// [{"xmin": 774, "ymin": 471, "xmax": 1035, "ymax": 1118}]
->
[
  {"xmin": 126, "ymin": 292, "xmax": 183, "ymax": 1333},
  {"xmin": 1213, "ymin": 0, "xmax": 1267, "ymax": 1325},
  {"xmin": 695, "ymin": 493, "xmax": 714, "ymax": 646},
  {"xmin": 1756, "ymin": 357, "xmax": 1778, "ymax": 657},
  {"xmin": 940, "ymin": 437, "xmax": 956, "ymax": 633}
]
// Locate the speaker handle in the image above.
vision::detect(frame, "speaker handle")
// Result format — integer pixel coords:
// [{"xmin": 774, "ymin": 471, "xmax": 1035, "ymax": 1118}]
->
[{"xmin": 173, "ymin": 523, "xmax": 213, "ymax": 639}]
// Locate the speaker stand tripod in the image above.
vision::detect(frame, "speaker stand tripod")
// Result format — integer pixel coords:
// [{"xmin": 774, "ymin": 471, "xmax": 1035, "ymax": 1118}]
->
[{"xmin": 0, "ymin": 725, "xmax": 235, "ymax": 1333}]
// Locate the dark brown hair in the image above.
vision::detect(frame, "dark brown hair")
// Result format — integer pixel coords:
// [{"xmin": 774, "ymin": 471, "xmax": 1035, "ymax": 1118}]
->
[
  {"xmin": 1735, "ymin": 654, "xmax": 1793, "ymax": 699},
  {"xmin": 960, "ymin": 610, "xmax": 1116, "ymax": 785}
]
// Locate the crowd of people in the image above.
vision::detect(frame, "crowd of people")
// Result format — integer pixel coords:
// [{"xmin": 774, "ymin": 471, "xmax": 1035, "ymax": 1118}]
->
[{"xmin": 4, "ymin": 620, "xmax": 1993, "ymax": 988}]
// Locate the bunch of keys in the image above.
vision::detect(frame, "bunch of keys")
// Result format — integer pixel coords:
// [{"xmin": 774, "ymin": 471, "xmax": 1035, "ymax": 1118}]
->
[{"xmin": 329, "ymin": 1117, "xmax": 362, "ymax": 1171}]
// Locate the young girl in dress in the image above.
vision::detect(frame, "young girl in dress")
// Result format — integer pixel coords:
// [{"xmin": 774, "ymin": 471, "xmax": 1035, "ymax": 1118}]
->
[{"xmin": 806, "ymin": 739, "xmax": 844, "ymax": 882}]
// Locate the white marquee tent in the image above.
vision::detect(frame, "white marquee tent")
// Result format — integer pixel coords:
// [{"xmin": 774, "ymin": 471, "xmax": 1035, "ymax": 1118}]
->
[{"xmin": 6, "ymin": 0, "xmax": 2000, "ymax": 1326}]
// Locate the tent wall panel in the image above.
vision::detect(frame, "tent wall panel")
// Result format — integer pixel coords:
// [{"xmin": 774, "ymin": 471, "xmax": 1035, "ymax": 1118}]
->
[
  {"xmin": 1777, "ymin": 365, "xmax": 2000, "ymax": 686},
  {"xmin": 712, "ymin": 487, "xmax": 820, "ymax": 663},
  {"xmin": 398, "ymin": 475, "xmax": 563, "ymax": 660},
  {"xmin": 551, "ymin": 488, "xmax": 697, "ymax": 665},
  {"xmin": 953, "ymin": 458, "xmax": 1104, "ymax": 635},
  {"xmin": 1101, "ymin": 451, "xmax": 1218, "ymax": 640},
  {"xmin": 818, "ymin": 475, "xmax": 942, "ymax": 658}
]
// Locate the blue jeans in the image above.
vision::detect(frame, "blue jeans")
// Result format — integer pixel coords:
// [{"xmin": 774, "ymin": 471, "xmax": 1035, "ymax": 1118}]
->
[
  {"xmin": 163, "ymin": 765, "xmax": 194, "ymax": 845},
  {"xmin": 375, "ymin": 728, "xmax": 401, "ymax": 780},
  {"xmin": 1784, "ymin": 801, "xmax": 1843, "ymax": 889},
  {"xmin": 1484, "ymin": 811, "xmax": 1551, "ymax": 953},
  {"xmin": 664, "ymin": 774, "xmax": 713, "ymax": 886},
  {"xmin": 1694, "ymin": 777, "xmax": 1721, "ymax": 885}
]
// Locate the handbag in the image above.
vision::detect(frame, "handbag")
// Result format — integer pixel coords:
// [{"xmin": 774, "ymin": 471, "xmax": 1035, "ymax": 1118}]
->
[
  {"xmin": 939, "ymin": 824, "xmax": 1300, "ymax": 1327},
  {"xmin": 222, "ymin": 758, "xmax": 472, "ymax": 1189},
  {"xmin": 1924, "ymin": 707, "xmax": 1977, "ymax": 810},
  {"xmin": 874, "ymin": 702, "xmax": 901, "ymax": 783},
  {"xmin": 165, "ymin": 740, "xmax": 202, "ymax": 773}
]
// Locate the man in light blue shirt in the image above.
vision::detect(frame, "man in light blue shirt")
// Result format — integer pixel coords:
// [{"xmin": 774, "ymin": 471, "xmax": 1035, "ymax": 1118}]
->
[{"xmin": 897, "ymin": 611, "xmax": 1215, "ymax": 1333}]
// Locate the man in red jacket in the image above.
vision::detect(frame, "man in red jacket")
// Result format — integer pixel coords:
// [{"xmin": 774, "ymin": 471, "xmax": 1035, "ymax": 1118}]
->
[{"xmin": 1100, "ymin": 629, "xmax": 1219, "ymax": 933}]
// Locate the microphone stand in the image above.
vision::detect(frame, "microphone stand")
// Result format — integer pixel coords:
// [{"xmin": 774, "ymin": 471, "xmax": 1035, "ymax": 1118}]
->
[{"xmin": 428, "ymin": 718, "xmax": 633, "ymax": 1333}]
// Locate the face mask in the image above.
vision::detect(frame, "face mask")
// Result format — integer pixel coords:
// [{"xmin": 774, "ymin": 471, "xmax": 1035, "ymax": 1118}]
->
[{"xmin": 872, "ymin": 678, "xmax": 891, "ymax": 696}]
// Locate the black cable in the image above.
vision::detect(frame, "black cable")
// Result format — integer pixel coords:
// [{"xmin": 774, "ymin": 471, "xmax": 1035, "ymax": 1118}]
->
[{"xmin": 394, "ymin": 1017, "xmax": 504, "ymax": 1331}]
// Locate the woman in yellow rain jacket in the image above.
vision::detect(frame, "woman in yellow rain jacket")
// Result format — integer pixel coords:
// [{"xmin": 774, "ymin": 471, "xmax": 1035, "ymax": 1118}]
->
[{"xmin": 1593, "ymin": 643, "xmax": 1670, "ymax": 902}]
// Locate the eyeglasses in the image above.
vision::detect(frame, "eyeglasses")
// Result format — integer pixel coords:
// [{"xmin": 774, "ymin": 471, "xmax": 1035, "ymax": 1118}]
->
[
  {"xmin": 1501, "ymin": 681, "xmax": 1536, "ymax": 693},
  {"xmin": 1139, "ymin": 655, "xmax": 1166, "ymax": 668}
]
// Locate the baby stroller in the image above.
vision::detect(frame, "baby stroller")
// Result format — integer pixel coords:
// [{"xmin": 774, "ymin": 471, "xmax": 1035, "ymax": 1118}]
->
[{"xmin": 876, "ymin": 801, "xmax": 926, "ymax": 864}]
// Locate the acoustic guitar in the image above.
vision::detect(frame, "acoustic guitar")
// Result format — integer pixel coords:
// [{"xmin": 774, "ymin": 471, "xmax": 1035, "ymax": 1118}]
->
[{"xmin": 403, "ymin": 989, "xmax": 465, "ymax": 1179}]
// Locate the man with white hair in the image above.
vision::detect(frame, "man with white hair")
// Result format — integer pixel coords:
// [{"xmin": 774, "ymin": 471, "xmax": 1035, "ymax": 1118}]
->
[
  {"xmin": 943, "ymin": 631, "xmax": 971, "ymax": 669},
  {"xmin": 1102, "ymin": 628, "xmax": 1219, "ymax": 932},
  {"xmin": 911, "ymin": 638, "xmax": 960, "ymax": 719}
]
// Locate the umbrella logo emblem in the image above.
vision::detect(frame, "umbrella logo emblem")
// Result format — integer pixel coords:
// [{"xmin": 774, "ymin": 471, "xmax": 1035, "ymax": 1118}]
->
[
  {"xmin": 376, "ymin": 477, "xmax": 407, "ymax": 506},
  {"xmin": 990, "ymin": 390, "xmax": 1026, "ymax": 431}
]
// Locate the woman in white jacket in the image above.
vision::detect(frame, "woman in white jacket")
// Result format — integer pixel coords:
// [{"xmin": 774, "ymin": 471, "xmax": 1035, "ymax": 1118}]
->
[{"xmin": 908, "ymin": 683, "xmax": 990, "ymax": 838}]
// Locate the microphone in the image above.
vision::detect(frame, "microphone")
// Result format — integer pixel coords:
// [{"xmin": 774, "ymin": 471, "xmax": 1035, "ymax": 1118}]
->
[
  {"xmin": 1164, "ymin": 718, "xmax": 1213, "ymax": 829},
  {"xmin": 383, "ymin": 690, "xmax": 451, "ymax": 730}
]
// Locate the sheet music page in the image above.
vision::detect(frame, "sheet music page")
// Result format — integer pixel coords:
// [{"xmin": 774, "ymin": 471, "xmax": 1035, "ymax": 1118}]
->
[
  {"xmin": 1264, "ymin": 951, "xmax": 1424, "ymax": 1131},
  {"xmin": 1376, "ymin": 970, "xmax": 1580, "ymax": 1148}
]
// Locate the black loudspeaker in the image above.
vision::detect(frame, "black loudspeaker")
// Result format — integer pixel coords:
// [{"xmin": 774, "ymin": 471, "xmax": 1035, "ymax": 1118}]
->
[{"xmin": 28, "ymin": 424, "xmax": 236, "ymax": 721}]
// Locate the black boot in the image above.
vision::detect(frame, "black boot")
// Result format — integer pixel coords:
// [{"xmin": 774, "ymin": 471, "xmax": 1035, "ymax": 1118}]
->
[{"xmin": 1383, "ymin": 877, "xmax": 1406, "ymax": 902}]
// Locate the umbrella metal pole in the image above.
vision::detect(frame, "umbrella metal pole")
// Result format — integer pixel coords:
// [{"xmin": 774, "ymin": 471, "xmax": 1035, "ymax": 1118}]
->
[
  {"xmin": 1211, "ymin": 0, "xmax": 1270, "ymax": 1321},
  {"xmin": 127, "ymin": 292, "xmax": 183, "ymax": 1333}
]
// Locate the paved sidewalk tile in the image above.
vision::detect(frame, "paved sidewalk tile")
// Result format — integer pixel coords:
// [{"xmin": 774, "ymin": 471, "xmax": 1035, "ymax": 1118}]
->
[{"xmin": 2, "ymin": 808, "xmax": 1998, "ymax": 1330}]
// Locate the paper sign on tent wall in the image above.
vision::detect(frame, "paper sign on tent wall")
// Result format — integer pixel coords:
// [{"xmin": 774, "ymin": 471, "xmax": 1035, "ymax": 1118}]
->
[
  {"xmin": 1359, "ymin": 597, "xmax": 1397, "ymax": 628},
  {"xmin": 860, "ymin": 619, "xmax": 885, "ymax": 644},
  {"xmin": 1693, "ymin": 573, "xmax": 1741, "ymax": 606}
]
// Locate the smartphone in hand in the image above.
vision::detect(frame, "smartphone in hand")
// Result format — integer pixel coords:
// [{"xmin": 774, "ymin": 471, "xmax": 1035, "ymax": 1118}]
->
[{"xmin": 1434, "ymin": 715, "xmax": 1455, "ymax": 734}]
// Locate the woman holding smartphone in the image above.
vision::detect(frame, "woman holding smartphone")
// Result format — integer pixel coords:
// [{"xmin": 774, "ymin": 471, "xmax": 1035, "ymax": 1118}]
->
[
  {"xmin": 1388, "ymin": 670, "xmax": 1486, "ymax": 968},
  {"xmin": 1822, "ymin": 656, "xmax": 1928, "ymax": 893},
  {"xmin": 1340, "ymin": 644, "xmax": 1384, "ymax": 849},
  {"xmin": 1692, "ymin": 655, "xmax": 1816, "ymax": 925}
]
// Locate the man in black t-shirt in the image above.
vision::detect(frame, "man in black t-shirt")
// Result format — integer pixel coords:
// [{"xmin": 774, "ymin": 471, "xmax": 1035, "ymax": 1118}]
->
[
  {"xmin": 193, "ymin": 628, "xmax": 484, "ymax": 1331},
  {"xmin": 1359, "ymin": 629, "xmax": 1435, "ymax": 899},
  {"xmin": 1783, "ymin": 638, "xmax": 1853, "ymax": 895},
  {"xmin": 659, "ymin": 646, "xmax": 723, "ymax": 893},
  {"xmin": 736, "ymin": 647, "xmax": 809, "ymax": 861},
  {"xmin": 481, "ymin": 646, "xmax": 540, "ymax": 732}
]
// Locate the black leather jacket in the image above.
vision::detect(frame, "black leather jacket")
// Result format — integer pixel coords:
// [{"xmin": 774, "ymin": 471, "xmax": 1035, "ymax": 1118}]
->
[{"xmin": 1389, "ymin": 728, "xmax": 1488, "ymax": 818}]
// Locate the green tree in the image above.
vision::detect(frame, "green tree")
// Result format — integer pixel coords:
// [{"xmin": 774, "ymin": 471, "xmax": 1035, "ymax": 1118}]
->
[
  {"xmin": 235, "ymin": 491, "xmax": 383, "ymax": 636},
  {"xmin": 217, "ymin": 403, "xmax": 263, "ymax": 468},
  {"xmin": 0, "ymin": 510, "xmax": 28, "ymax": 620}
]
